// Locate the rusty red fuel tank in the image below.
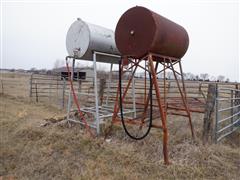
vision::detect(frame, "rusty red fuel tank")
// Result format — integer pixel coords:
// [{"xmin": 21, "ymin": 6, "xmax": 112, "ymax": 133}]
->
[{"xmin": 115, "ymin": 6, "xmax": 189, "ymax": 59}]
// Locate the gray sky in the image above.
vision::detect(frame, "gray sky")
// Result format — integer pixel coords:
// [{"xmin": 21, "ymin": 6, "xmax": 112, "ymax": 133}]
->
[{"xmin": 1, "ymin": 0, "xmax": 239, "ymax": 81}]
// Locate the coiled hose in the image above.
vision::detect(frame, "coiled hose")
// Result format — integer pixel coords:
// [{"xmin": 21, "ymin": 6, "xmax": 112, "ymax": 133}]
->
[{"xmin": 119, "ymin": 60, "xmax": 153, "ymax": 140}]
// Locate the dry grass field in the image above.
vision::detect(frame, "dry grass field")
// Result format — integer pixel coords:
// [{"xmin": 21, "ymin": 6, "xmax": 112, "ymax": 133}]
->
[{"xmin": 0, "ymin": 72, "xmax": 239, "ymax": 179}]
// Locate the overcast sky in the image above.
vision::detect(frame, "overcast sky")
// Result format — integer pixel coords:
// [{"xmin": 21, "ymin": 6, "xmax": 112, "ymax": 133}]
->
[{"xmin": 1, "ymin": 0, "xmax": 239, "ymax": 81}]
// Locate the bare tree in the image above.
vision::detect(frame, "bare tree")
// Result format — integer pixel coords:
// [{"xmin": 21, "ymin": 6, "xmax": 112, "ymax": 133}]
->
[
  {"xmin": 53, "ymin": 59, "xmax": 61, "ymax": 69},
  {"xmin": 158, "ymin": 72, "xmax": 164, "ymax": 79},
  {"xmin": 53, "ymin": 59, "xmax": 65, "ymax": 69},
  {"xmin": 183, "ymin": 72, "xmax": 187, "ymax": 80},
  {"xmin": 200, "ymin": 73, "xmax": 209, "ymax": 81},
  {"xmin": 195, "ymin": 75, "xmax": 199, "ymax": 81},
  {"xmin": 185, "ymin": 72, "xmax": 195, "ymax": 80},
  {"xmin": 166, "ymin": 71, "xmax": 174, "ymax": 79},
  {"xmin": 217, "ymin": 75, "xmax": 225, "ymax": 82},
  {"xmin": 30, "ymin": 67, "xmax": 37, "ymax": 71},
  {"xmin": 210, "ymin": 76, "xmax": 216, "ymax": 82}
]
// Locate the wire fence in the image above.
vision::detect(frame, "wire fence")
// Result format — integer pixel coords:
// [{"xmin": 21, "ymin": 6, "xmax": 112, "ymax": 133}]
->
[
  {"xmin": 29, "ymin": 73, "xmax": 67, "ymax": 108},
  {"xmin": 0, "ymin": 73, "xmax": 30, "ymax": 98},
  {"xmin": 1, "ymin": 72, "xmax": 239, "ymax": 142}
]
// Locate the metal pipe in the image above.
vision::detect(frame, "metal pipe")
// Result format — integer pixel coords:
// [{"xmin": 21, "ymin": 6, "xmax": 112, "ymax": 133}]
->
[
  {"xmin": 93, "ymin": 51, "xmax": 121, "ymax": 58},
  {"xmin": 148, "ymin": 54, "xmax": 169, "ymax": 164},
  {"xmin": 93, "ymin": 52, "xmax": 100, "ymax": 135},
  {"xmin": 131, "ymin": 65, "xmax": 137, "ymax": 118},
  {"xmin": 170, "ymin": 59, "xmax": 194, "ymax": 138},
  {"xmin": 217, "ymin": 126, "xmax": 239, "ymax": 142},
  {"xmin": 231, "ymin": 90, "xmax": 235, "ymax": 129},
  {"xmin": 218, "ymin": 111, "xmax": 240, "ymax": 123},
  {"xmin": 217, "ymin": 119, "xmax": 240, "ymax": 133}
]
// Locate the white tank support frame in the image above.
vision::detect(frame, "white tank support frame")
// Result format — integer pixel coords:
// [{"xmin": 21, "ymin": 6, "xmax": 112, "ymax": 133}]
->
[{"xmin": 66, "ymin": 51, "xmax": 137, "ymax": 135}]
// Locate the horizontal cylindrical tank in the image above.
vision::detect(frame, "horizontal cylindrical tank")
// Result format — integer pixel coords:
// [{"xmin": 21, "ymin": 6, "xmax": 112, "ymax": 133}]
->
[
  {"xmin": 115, "ymin": 6, "xmax": 189, "ymax": 59},
  {"xmin": 66, "ymin": 18, "xmax": 120, "ymax": 63}
]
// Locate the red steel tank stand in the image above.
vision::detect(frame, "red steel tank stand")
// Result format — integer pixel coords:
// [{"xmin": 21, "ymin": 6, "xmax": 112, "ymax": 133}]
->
[{"xmin": 110, "ymin": 53, "xmax": 195, "ymax": 165}]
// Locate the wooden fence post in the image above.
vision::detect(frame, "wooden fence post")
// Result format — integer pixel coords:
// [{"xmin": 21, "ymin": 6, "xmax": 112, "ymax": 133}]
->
[
  {"xmin": 29, "ymin": 73, "xmax": 33, "ymax": 97},
  {"xmin": 78, "ymin": 79, "xmax": 82, "ymax": 100},
  {"xmin": 0, "ymin": 80, "xmax": 4, "ymax": 94},
  {"xmin": 35, "ymin": 81, "xmax": 38, "ymax": 102},
  {"xmin": 62, "ymin": 78, "xmax": 66, "ymax": 108},
  {"xmin": 198, "ymin": 83, "xmax": 202, "ymax": 93},
  {"xmin": 202, "ymin": 83, "xmax": 217, "ymax": 144},
  {"xmin": 48, "ymin": 79, "xmax": 51, "ymax": 102},
  {"xmin": 56, "ymin": 75, "xmax": 59, "ymax": 102},
  {"xmin": 168, "ymin": 81, "xmax": 171, "ymax": 93}
]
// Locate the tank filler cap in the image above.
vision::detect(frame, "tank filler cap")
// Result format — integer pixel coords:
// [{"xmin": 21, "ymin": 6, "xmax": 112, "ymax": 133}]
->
[{"xmin": 73, "ymin": 48, "xmax": 81, "ymax": 57}]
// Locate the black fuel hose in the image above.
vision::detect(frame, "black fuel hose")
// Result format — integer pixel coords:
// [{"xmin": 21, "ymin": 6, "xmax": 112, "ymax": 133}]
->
[{"xmin": 119, "ymin": 60, "xmax": 152, "ymax": 140}]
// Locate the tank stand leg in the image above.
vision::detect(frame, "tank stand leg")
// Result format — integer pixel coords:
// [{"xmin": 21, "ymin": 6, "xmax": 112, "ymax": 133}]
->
[
  {"xmin": 148, "ymin": 54, "xmax": 169, "ymax": 165},
  {"xmin": 170, "ymin": 59, "xmax": 195, "ymax": 139}
]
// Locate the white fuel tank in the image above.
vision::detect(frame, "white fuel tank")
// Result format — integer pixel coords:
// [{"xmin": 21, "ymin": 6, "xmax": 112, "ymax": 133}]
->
[{"xmin": 66, "ymin": 18, "xmax": 120, "ymax": 63}]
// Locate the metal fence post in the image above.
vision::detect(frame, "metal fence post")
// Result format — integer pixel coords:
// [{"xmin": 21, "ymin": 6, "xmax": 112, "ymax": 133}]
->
[
  {"xmin": 231, "ymin": 90, "xmax": 234, "ymax": 131},
  {"xmin": 235, "ymin": 84, "xmax": 240, "ymax": 120}
]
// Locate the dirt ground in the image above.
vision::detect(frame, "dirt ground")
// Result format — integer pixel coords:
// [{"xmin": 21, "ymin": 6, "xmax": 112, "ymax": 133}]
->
[{"xmin": 0, "ymin": 72, "xmax": 240, "ymax": 179}]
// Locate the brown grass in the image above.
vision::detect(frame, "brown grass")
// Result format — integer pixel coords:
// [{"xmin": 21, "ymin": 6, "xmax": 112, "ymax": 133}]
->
[
  {"xmin": 0, "ymin": 94, "xmax": 239, "ymax": 179},
  {"xmin": 0, "ymin": 72, "xmax": 239, "ymax": 179}
]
